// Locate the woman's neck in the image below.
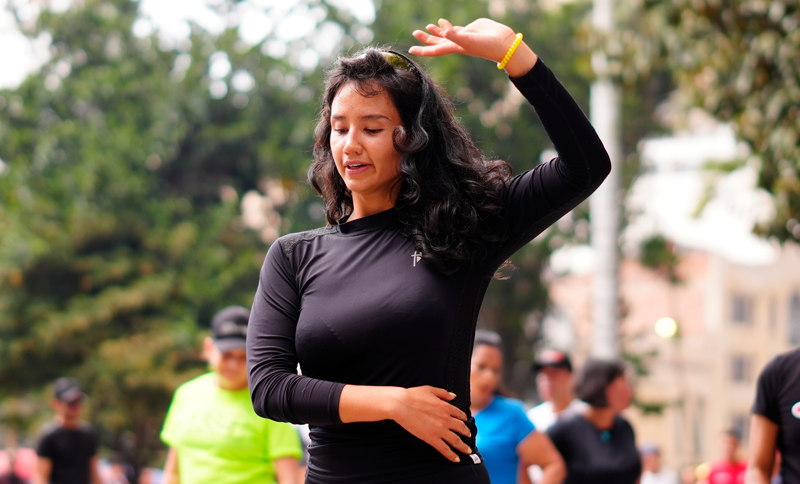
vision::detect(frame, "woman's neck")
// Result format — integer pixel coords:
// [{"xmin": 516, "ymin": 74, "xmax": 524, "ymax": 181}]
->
[
  {"xmin": 350, "ymin": 192, "xmax": 396, "ymax": 221},
  {"xmin": 582, "ymin": 405, "xmax": 616, "ymax": 430},
  {"xmin": 470, "ymin": 394, "xmax": 493, "ymax": 413},
  {"xmin": 551, "ymin": 392, "xmax": 573, "ymax": 413}
]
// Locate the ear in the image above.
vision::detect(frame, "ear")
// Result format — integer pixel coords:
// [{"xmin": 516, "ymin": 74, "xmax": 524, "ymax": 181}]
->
[{"xmin": 202, "ymin": 337, "xmax": 214, "ymax": 360}]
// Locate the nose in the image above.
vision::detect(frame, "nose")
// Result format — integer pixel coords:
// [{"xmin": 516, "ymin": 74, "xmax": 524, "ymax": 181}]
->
[{"xmin": 343, "ymin": 130, "xmax": 362, "ymax": 156}]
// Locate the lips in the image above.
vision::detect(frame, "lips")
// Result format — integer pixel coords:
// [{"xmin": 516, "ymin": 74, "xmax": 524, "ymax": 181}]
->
[{"xmin": 344, "ymin": 161, "xmax": 371, "ymax": 175}]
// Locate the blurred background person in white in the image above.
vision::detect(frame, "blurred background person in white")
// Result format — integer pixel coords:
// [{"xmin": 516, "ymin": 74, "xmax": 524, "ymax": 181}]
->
[
  {"xmin": 526, "ymin": 350, "xmax": 585, "ymax": 431},
  {"xmin": 641, "ymin": 442, "xmax": 679, "ymax": 484},
  {"xmin": 526, "ymin": 349, "xmax": 585, "ymax": 483}
]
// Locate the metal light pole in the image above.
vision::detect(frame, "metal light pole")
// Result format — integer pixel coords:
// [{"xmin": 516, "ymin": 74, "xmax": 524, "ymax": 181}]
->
[{"xmin": 590, "ymin": 0, "xmax": 622, "ymax": 359}]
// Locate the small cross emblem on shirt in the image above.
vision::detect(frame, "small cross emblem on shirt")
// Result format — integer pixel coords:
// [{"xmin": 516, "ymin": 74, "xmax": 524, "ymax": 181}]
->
[{"xmin": 412, "ymin": 251, "xmax": 422, "ymax": 267}]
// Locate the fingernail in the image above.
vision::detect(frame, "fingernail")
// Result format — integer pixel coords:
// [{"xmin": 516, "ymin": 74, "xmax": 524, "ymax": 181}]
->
[
  {"xmin": 455, "ymin": 456, "xmax": 461, "ymax": 463},
  {"xmin": 448, "ymin": 392, "xmax": 457, "ymax": 397}
]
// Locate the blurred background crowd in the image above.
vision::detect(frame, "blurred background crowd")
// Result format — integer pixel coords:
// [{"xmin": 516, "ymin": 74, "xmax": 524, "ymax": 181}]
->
[{"xmin": 1, "ymin": 0, "xmax": 798, "ymax": 483}]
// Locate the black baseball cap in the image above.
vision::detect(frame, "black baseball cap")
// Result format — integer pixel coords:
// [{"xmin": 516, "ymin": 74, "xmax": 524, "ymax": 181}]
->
[
  {"xmin": 53, "ymin": 377, "xmax": 86, "ymax": 404},
  {"xmin": 211, "ymin": 306, "xmax": 250, "ymax": 352},
  {"xmin": 532, "ymin": 349, "xmax": 573, "ymax": 372}
]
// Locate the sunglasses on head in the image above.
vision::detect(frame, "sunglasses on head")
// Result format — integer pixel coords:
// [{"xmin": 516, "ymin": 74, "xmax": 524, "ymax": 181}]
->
[{"xmin": 380, "ymin": 50, "xmax": 420, "ymax": 78}]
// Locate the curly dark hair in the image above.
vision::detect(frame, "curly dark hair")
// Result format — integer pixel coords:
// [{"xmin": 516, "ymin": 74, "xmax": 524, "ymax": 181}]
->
[{"xmin": 308, "ymin": 47, "xmax": 512, "ymax": 273}]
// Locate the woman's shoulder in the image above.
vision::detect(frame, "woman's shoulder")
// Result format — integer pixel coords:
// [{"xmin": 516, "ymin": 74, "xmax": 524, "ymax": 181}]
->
[
  {"xmin": 489, "ymin": 396, "xmax": 531, "ymax": 420},
  {"xmin": 547, "ymin": 410, "xmax": 586, "ymax": 434},
  {"xmin": 612, "ymin": 414, "xmax": 636, "ymax": 436},
  {"xmin": 271, "ymin": 226, "xmax": 338, "ymax": 260},
  {"xmin": 493, "ymin": 395, "xmax": 527, "ymax": 410}
]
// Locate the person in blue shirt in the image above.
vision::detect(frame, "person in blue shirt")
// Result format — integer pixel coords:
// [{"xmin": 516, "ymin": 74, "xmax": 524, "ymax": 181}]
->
[{"xmin": 471, "ymin": 330, "xmax": 565, "ymax": 484}]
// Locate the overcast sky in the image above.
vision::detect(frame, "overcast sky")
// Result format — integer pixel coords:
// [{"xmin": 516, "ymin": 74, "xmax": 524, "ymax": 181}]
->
[{"xmin": 0, "ymin": 0, "xmax": 375, "ymax": 89}]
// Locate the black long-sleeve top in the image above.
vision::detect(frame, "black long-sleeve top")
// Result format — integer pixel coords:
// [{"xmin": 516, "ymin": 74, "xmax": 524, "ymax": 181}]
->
[{"xmin": 247, "ymin": 58, "xmax": 611, "ymax": 483}]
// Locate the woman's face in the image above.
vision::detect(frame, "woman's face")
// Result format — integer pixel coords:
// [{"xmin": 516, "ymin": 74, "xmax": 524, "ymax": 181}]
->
[
  {"xmin": 330, "ymin": 81, "xmax": 404, "ymax": 211},
  {"xmin": 605, "ymin": 375, "xmax": 633, "ymax": 413},
  {"xmin": 470, "ymin": 344, "xmax": 503, "ymax": 408}
]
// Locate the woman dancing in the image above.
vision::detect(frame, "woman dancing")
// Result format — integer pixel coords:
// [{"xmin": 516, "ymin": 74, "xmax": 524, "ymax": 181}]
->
[{"xmin": 247, "ymin": 17, "xmax": 610, "ymax": 484}]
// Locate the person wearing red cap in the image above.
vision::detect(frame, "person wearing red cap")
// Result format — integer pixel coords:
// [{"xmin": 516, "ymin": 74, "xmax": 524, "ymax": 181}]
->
[{"xmin": 34, "ymin": 377, "xmax": 101, "ymax": 484}]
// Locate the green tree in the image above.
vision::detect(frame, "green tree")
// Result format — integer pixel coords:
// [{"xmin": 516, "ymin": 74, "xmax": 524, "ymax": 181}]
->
[
  {"xmin": 371, "ymin": 0, "xmax": 668, "ymax": 396},
  {"xmin": 614, "ymin": 0, "xmax": 800, "ymax": 240},
  {"xmin": 0, "ymin": 0, "xmax": 360, "ymax": 471}
]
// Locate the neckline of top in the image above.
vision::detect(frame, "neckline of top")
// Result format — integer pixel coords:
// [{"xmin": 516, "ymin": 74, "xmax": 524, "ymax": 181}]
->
[{"xmin": 337, "ymin": 208, "xmax": 399, "ymax": 235}]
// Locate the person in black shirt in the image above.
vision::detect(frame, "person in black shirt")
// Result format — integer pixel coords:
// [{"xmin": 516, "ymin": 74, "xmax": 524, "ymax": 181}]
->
[
  {"xmin": 35, "ymin": 378, "xmax": 100, "ymax": 484},
  {"xmin": 546, "ymin": 359, "xmax": 641, "ymax": 484},
  {"xmin": 746, "ymin": 348, "xmax": 800, "ymax": 484},
  {"xmin": 247, "ymin": 17, "xmax": 611, "ymax": 484}
]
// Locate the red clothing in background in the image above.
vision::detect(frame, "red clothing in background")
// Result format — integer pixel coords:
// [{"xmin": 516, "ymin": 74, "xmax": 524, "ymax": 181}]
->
[{"xmin": 707, "ymin": 458, "xmax": 746, "ymax": 484}]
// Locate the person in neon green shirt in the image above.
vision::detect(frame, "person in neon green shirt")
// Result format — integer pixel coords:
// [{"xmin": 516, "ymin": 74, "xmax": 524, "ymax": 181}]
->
[{"xmin": 161, "ymin": 306, "xmax": 302, "ymax": 484}]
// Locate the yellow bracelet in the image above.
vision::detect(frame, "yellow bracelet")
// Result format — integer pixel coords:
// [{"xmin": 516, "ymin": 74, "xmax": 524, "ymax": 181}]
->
[{"xmin": 497, "ymin": 33, "xmax": 523, "ymax": 70}]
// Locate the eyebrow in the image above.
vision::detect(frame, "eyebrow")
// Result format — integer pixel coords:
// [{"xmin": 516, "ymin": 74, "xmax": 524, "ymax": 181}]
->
[{"xmin": 331, "ymin": 114, "xmax": 391, "ymax": 121}]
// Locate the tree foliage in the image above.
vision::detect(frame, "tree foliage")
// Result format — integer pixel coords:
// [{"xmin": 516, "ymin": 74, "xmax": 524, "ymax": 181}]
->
[
  {"xmin": 0, "ymin": 0, "xmax": 354, "ymax": 469},
  {"xmin": 614, "ymin": 0, "xmax": 800, "ymax": 240},
  {"xmin": 0, "ymin": 0, "xmax": 672, "ymax": 467}
]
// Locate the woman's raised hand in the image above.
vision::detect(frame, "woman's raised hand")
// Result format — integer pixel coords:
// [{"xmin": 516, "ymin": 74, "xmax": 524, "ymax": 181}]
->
[{"xmin": 410, "ymin": 18, "xmax": 537, "ymax": 78}]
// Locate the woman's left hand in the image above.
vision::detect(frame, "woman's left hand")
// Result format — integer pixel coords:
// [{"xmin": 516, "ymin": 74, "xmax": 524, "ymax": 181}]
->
[{"xmin": 409, "ymin": 18, "xmax": 537, "ymax": 77}]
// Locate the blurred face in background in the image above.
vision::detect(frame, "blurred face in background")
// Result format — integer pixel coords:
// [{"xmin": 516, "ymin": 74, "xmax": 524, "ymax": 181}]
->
[
  {"xmin": 51, "ymin": 398, "xmax": 83, "ymax": 426},
  {"xmin": 722, "ymin": 434, "xmax": 740, "ymax": 462},
  {"xmin": 605, "ymin": 375, "xmax": 633, "ymax": 414},
  {"xmin": 204, "ymin": 337, "xmax": 248, "ymax": 391},
  {"xmin": 470, "ymin": 344, "xmax": 503, "ymax": 410},
  {"xmin": 642, "ymin": 452, "xmax": 661, "ymax": 473},
  {"xmin": 536, "ymin": 365, "xmax": 574, "ymax": 403}
]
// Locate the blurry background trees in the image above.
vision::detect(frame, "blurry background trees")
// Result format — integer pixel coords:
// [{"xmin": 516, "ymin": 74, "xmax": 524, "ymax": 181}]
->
[
  {"xmin": 0, "ymin": 0, "xmax": 670, "ymax": 471},
  {"xmin": 0, "ymin": 0, "xmax": 356, "ymax": 471},
  {"xmin": 614, "ymin": 0, "xmax": 800, "ymax": 240}
]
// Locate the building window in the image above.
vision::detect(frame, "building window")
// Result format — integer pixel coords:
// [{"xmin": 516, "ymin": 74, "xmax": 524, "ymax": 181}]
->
[
  {"xmin": 790, "ymin": 293, "xmax": 800, "ymax": 346},
  {"xmin": 732, "ymin": 413, "xmax": 748, "ymax": 440},
  {"xmin": 693, "ymin": 397, "xmax": 704, "ymax": 460},
  {"xmin": 769, "ymin": 298, "xmax": 777, "ymax": 330},
  {"xmin": 731, "ymin": 294, "xmax": 754, "ymax": 325},
  {"xmin": 731, "ymin": 355, "xmax": 751, "ymax": 382}
]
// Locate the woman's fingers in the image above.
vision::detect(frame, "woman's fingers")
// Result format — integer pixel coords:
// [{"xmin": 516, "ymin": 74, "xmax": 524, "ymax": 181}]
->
[
  {"xmin": 451, "ymin": 418, "xmax": 472, "ymax": 438},
  {"xmin": 448, "ymin": 433, "xmax": 473, "ymax": 455},
  {"xmin": 411, "ymin": 30, "xmax": 447, "ymax": 46},
  {"xmin": 448, "ymin": 405, "xmax": 468, "ymax": 423},
  {"xmin": 409, "ymin": 35, "xmax": 464, "ymax": 57},
  {"xmin": 389, "ymin": 386, "xmax": 476, "ymax": 462},
  {"xmin": 411, "ymin": 17, "xmax": 521, "ymax": 63},
  {"xmin": 431, "ymin": 440, "xmax": 462, "ymax": 463}
]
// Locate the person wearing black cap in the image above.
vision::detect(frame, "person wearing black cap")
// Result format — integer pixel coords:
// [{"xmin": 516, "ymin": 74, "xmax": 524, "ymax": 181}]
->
[
  {"xmin": 160, "ymin": 306, "xmax": 301, "ymax": 484},
  {"xmin": 34, "ymin": 377, "xmax": 101, "ymax": 484},
  {"xmin": 527, "ymin": 349, "xmax": 586, "ymax": 432}
]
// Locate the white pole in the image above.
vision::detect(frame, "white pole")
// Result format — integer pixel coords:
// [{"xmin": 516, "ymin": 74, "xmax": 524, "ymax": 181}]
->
[{"xmin": 590, "ymin": 0, "xmax": 621, "ymax": 359}]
